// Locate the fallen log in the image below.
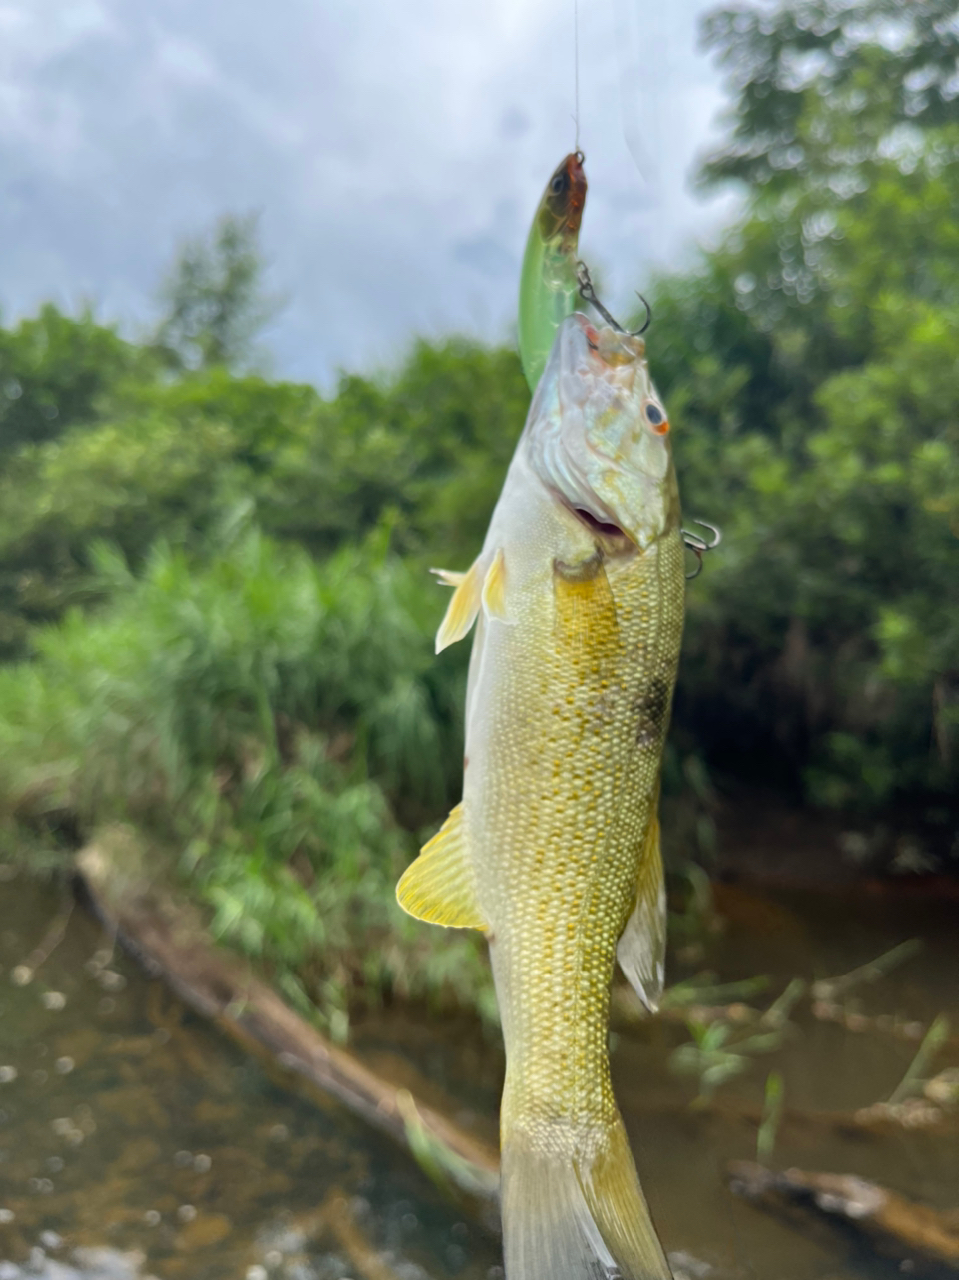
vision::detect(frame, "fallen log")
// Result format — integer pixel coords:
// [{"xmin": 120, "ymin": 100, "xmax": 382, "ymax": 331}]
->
[
  {"xmin": 75, "ymin": 845, "xmax": 501, "ymax": 1228},
  {"xmin": 726, "ymin": 1160, "xmax": 959, "ymax": 1273}
]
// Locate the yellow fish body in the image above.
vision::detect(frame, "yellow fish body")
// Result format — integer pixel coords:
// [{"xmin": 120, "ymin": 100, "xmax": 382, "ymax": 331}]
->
[{"xmin": 398, "ymin": 312, "xmax": 684, "ymax": 1279}]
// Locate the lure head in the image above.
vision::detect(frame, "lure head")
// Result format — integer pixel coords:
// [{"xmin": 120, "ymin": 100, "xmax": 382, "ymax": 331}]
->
[
  {"xmin": 525, "ymin": 312, "xmax": 679, "ymax": 551},
  {"xmin": 536, "ymin": 152, "xmax": 588, "ymax": 249}
]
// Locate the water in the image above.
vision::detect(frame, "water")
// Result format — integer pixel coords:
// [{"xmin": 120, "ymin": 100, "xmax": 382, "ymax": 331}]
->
[
  {"xmin": 0, "ymin": 872, "xmax": 956, "ymax": 1279},
  {"xmin": 0, "ymin": 876, "xmax": 500, "ymax": 1279}
]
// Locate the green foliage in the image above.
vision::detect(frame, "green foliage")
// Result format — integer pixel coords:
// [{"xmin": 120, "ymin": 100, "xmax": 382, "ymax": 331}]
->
[
  {"xmin": 0, "ymin": 367, "xmax": 281, "ymax": 641},
  {"xmin": 0, "ymin": 305, "xmax": 155, "ymax": 455},
  {"xmin": 670, "ymin": 1018, "xmax": 783, "ymax": 1101},
  {"xmin": 0, "ymin": 333, "xmax": 525, "ymax": 658},
  {"xmin": 669, "ymin": 979, "xmax": 804, "ymax": 1102},
  {"xmin": 0, "ymin": 528, "xmax": 490, "ymax": 1027},
  {"xmin": 700, "ymin": 0, "xmax": 959, "ymax": 192},
  {"xmin": 0, "ymin": 411, "xmax": 234, "ymax": 639},
  {"xmin": 659, "ymin": 231, "xmax": 959, "ymax": 802},
  {"xmin": 757, "ymin": 1070, "xmax": 784, "ymax": 1161},
  {"xmin": 887, "ymin": 1013, "xmax": 950, "ymax": 1105},
  {"xmin": 262, "ymin": 337, "xmax": 529, "ymax": 564},
  {"xmin": 643, "ymin": 2, "xmax": 959, "ymax": 811}
]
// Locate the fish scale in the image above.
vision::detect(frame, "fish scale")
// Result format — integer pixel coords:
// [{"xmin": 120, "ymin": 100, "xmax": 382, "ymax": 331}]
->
[{"xmin": 486, "ymin": 534, "xmax": 683, "ymax": 1149}]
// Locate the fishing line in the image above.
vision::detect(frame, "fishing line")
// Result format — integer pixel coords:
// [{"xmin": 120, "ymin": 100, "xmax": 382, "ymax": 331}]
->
[{"xmin": 573, "ymin": 0, "xmax": 581, "ymax": 151}]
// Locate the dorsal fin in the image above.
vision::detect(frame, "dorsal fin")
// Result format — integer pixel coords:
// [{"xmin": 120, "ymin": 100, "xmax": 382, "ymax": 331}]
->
[
  {"xmin": 616, "ymin": 812, "xmax": 666, "ymax": 1012},
  {"xmin": 396, "ymin": 804, "xmax": 488, "ymax": 931}
]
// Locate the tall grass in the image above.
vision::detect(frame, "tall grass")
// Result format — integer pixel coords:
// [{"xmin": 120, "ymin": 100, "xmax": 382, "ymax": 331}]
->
[{"xmin": 0, "ymin": 522, "xmax": 493, "ymax": 1034}]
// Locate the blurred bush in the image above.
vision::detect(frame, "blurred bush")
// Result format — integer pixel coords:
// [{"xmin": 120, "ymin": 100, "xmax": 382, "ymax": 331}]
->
[
  {"xmin": 0, "ymin": 338, "xmax": 527, "ymax": 656},
  {"xmin": 0, "ymin": 526, "xmax": 492, "ymax": 1031}
]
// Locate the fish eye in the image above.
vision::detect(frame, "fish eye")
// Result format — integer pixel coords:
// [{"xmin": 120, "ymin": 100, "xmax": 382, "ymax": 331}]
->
[
  {"xmin": 550, "ymin": 173, "xmax": 569, "ymax": 196},
  {"xmin": 643, "ymin": 402, "xmax": 669, "ymax": 433}
]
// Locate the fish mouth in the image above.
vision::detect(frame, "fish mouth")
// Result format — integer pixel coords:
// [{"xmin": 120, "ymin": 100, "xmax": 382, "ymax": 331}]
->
[{"xmin": 571, "ymin": 506, "xmax": 635, "ymax": 547}]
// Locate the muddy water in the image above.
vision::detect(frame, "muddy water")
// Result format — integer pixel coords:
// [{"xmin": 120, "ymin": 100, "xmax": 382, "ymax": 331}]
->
[
  {"xmin": 0, "ymin": 876, "xmax": 501, "ymax": 1280},
  {"xmin": 352, "ymin": 882, "xmax": 959, "ymax": 1280},
  {"xmin": 0, "ymin": 873, "xmax": 956, "ymax": 1280},
  {"xmin": 620, "ymin": 884, "xmax": 959, "ymax": 1279}
]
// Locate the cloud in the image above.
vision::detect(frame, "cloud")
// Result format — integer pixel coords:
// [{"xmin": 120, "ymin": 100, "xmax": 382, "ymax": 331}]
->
[{"xmin": 0, "ymin": 0, "xmax": 737, "ymax": 386}]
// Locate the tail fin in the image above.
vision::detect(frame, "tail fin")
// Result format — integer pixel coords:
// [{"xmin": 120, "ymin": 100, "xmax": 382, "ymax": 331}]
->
[{"xmin": 500, "ymin": 1118, "xmax": 672, "ymax": 1280}]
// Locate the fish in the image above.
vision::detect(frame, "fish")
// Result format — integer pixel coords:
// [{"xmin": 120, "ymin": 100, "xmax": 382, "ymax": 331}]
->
[
  {"xmin": 397, "ymin": 310, "xmax": 683, "ymax": 1279},
  {"xmin": 518, "ymin": 152, "xmax": 588, "ymax": 394}
]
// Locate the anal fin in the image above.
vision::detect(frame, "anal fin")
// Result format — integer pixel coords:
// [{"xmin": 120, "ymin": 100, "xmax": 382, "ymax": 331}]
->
[
  {"xmin": 616, "ymin": 813, "xmax": 666, "ymax": 1013},
  {"xmin": 396, "ymin": 803, "xmax": 487, "ymax": 931}
]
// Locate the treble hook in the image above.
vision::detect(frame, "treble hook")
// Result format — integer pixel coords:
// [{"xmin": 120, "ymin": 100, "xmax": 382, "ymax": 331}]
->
[
  {"xmin": 682, "ymin": 519, "xmax": 722, "ymax": 580},
  {"xmin": 576, "ymin": 261, "xmax": 651, "ymax": 336}
]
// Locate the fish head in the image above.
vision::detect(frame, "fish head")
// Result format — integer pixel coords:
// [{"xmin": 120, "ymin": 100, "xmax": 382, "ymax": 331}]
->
[
  {"xmin": 525, "ymin": 312, "xmax": 678, "ymax": 551},
  {"xmin": 537, "ymin": 152, "xmax": 588, "ymax": 249}
]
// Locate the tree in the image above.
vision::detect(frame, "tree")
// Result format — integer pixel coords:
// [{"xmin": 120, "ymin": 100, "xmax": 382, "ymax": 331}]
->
[
  {"xmin": 154, "ymin": 213, "xmax": 278, "ymax": 371},
  {"xmin": 0, "ymin": 305, "xmax": 153, "ymax": 456},
  {"xmin": 0, "ymin": 335, "xmax": 528, "ymax": 658},
  {"xmin": 700, "ymin": 0, "xmax": 959, "ymax": 191},
  {"xmin": 639, "ymin": 0, "xmax": 959, "ymax": 812},
  {"xmin": 262, "ymin": 337, "xmax": 529, "ymax": 564}
]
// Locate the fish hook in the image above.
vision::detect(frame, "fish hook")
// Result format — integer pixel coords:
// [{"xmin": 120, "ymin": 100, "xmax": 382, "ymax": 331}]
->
[
  {"xmin": 682, "ymin": 519, "xmax": 722, "ymax": 580},
  {"xmin": 576, "ymin": 261, "xmax": 651, "ymax": 336}
]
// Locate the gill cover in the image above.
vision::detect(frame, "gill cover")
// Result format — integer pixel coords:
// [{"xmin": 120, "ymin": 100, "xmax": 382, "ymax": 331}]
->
[{"xmin": 524, "ymin": 313, "xmax": 678, "ymax": 550}]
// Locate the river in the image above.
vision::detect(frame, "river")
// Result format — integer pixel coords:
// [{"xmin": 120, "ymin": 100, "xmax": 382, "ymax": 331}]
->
[{"xmin": 0, "ymin": 870, "xmax": 955, "ymax": 1279}]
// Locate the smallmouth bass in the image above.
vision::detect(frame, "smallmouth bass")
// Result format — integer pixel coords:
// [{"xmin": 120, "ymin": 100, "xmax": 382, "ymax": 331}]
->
[{"xmin": 398, "ymin": 312, "xmax": 682, "ymax": 1279}]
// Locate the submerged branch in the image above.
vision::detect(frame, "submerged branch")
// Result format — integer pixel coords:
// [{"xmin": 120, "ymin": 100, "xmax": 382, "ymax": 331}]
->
[
  {"xmin": 726, "ymin": 1160, "xmax": 959, "ymax": 1272},
  {"xmin": 811, "ymin": 940, "xmax": 923, "ymax": 1003},
  {"xmin": 75, "ymin": 843, "xmax": 501, "ymax": 1230}
]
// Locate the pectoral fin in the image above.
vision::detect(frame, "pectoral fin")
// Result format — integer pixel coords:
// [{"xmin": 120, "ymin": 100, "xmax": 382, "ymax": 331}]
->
[
  {"xmin": 481, "ymin": 547, "xmax": 509, "ymax": 622},
  {"xmin": 616, "ymin": 814, "xmax": 666, "ymax": 1012},
  {"xmin": 396, "ymin": 803, "xmax": 488, "ymax": 931},
  {"xmin": 433, "ymin": 550, "xmax": 511, "ymax": 652},
  {"xmin": 433, "ymin": 560, "xmax": 484, "ymax": 653}
]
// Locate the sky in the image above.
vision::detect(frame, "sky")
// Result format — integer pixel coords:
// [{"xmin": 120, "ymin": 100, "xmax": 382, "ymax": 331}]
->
[{"xmin": 0, "ymin": 0, "xmax": 738, "ymax": 387}]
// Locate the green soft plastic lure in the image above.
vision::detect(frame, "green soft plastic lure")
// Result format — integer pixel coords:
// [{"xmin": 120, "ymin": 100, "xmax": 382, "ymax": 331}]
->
[{"xmin": 517, "ymin": 151, "xmax": 587, "ymax": 393}]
